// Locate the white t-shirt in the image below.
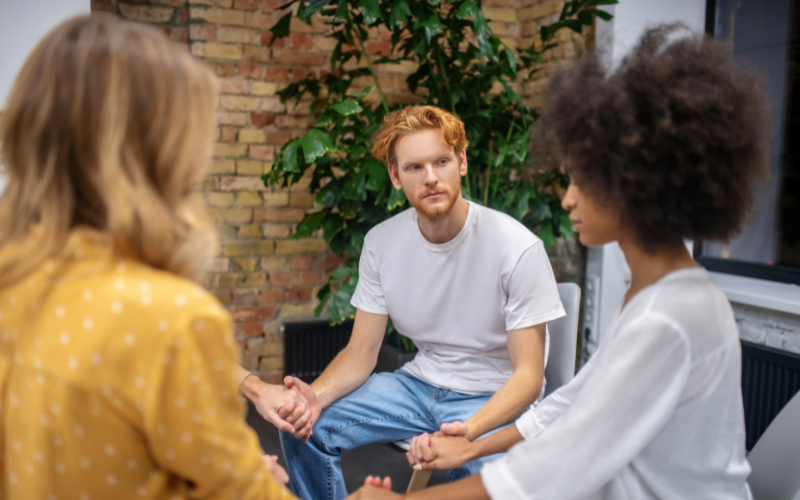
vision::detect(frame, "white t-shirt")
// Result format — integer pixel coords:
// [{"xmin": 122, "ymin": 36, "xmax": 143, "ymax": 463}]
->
[
  {"xmin": 481, "ymin": 268, "xmax": 752, "ymax": 500},
  {"xmin": 351, "ymin": 201, "xmax": 565, "ymax": 395}
]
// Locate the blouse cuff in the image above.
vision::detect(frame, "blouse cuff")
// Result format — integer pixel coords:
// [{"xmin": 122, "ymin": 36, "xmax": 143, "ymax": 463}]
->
[
  {"xmin": 514, "ymin": 408, "xmax": 546, "ymax": 441},
  {"xmin": 481, "ymin": 457, "xmax": 529, "ymax": 500}
]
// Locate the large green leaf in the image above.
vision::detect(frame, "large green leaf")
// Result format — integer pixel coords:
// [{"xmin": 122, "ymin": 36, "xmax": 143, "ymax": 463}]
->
[
  {"xmin": 387, "ymin": 186, "xmax": 406, "ymax": 210},
  {"xmin": 366, "ymin": 159, "xmax": 390, "ymax": 191},
  {"xmin": 269, "ymin": 12, "xmax": 292, "ymax": 43},
  {"xmin": 360, "ymin": 0, "xmax": 383, "ymax": 25},
  {"xmin": 343, "ymin": 169, "xmax": 368, "ymax": 200},
  {"xmin": 559, "ymin": 210, "xmax": 575, "ymax": 239},
  {"xmin": 538, "ymin": 224, "xmax": 556, "ymax": 250},
  {"xmin": 281, "ymin": 140, "xmax": 300, "ymax": 172},
  {"xmin": 293, "ymin": 211, "xmax": 326, "ymax": 239},
  {"xmin": 389, "ymin": 0, "xmax": 412, "ymax": 28},
  {"xmin": 305, "ymin": 0, "xmax": 332, "ymax": 15},
  {"xmin": 299, "ymin": 133, "xmax": 327, "ymax": 163},
  {"xmin": 331, "ymin": 100, "xmax": 363, "ymax": 115},
  {"xmin": 456, "ymin": 0, "xmax": 480, "ymax": 19}
]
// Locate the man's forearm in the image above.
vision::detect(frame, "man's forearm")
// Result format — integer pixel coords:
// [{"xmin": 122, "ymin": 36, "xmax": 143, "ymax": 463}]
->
[
  {"xmin": 464, "ymin": 369, "xmax": 541, "ymax": 440},
  {"xmin": 311, "ymin": 345, "xmax": 378, "ymax": 409}
]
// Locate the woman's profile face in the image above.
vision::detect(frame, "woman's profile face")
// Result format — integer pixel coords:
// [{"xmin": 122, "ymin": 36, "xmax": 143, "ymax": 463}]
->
[{"xmin": 561, "ymin": 176, "xmax": 625, "ymax": 247}]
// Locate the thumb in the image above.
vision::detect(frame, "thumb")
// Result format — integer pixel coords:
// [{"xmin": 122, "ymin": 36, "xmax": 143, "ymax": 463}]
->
[
  {"xmin": 289, "ymin": 377, "xmax": 318, "ymax": 406},
  {"xmin": 265, "ymin": 408, "xmax": 296, "ymax": 434},
  {"xmin": 440, "ymin": 421, "xmax": 468, "ymax": 436}
]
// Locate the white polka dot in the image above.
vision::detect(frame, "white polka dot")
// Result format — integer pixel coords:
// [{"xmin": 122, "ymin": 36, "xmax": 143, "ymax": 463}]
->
[
  {"xmin": 45, "ymin": 262, "xmax": 55, "ymax": 273},
  {"xmin": 83, "ymin": 289, "xmax": 93, "ymax": 301},
  {"xmin": 201, "ymin": 455, "xmax": 212, "ymax": 465},
  {"xmin": 158, "ymin": 319, "xmax": 169, "ymax": 331},
  {"xmin": 55, "ymin": 462, "xmax": 66, "ymax": 474},
  {"xmin": 91, "ymin": 405, "xmax": 102, "ymax": 416},
  {"xmin": 213, "ymin": 360, "xmax": 224, "ymax": 371},
  {"xmin": 25, "ymin": 463, "xmax": 33, "ymax": 475},
  {"xmin": 13, "ymin": 354, "xmax": 22, "ymax": 365},
  {"xmin": 192, "ymin": 412, "xmax": 203, "ymax": 423},
  {"xmin": 173, "ymin": 336, "xmax": 183, "ymax": 347},
  {"xmin": 40, "ymin": 414, "xmax": 49, "ymax": 426},
  {"xmin": 139, "ymin": 281, "xmax": 150, "ymax": 292},
  {"xmin": 181, "ymin": 432, "xmax": 192, "ymax": 443},
  {"xmin": 116, "ymin": 262, "xmax": 127, "ymax": 273},
  {"xmin": 157, "ymin": 425, "xmax": 168, "ymax": 436},
  {"xmin": 59, "ymin": 332, "xmax": 70, "ymax": 345},
  {"xmin": 9, "ymin": 295, "xmax": 17, "ymax": 306},
  {"xmin": 193, "ymin": 319, "xmax": 205, "ymax": 331},
  {"xmin": 105, "ymin": 444, "xmax": 115, "ymax": 456},
  {"xmin": 35, "ymin": 373, "xmax": 44, "ymax": 385},
  {"xmin": 254, "ymin": 471, "xmax": 263, "ymax": 480},
  {"xmin": 32, "ymin": 357, "xmax": 42, "ymax": 369},
  {"xmin": 55, "ymin": 306, "xmax": 65, "ymax": 319},
  {"xmin": 114, "ymin": 279, "xmax": 125, "ymax": 290},
  {"xmin": 79, "ymin": 457, "xmax": 90, "ymax": 468},
  {"xmin": 112, "ymin": 301, "xmax": 123, "ymax": 314},
  {"xmin": 193, "ymin": 287, "xmax": 204, "ymax": 298},
  {"xmin": 25, "ymin": 377, "xmax": 34, "ymax": 389},
  {"xmin": 9, "ymin": 393, "xmax": 18, "ymax": 406},
  {"xmin": 136, "ymin": 486, "xmax": 147, "ymax": 496},
  {"xmin": 53, "ymin": 434, "xmax": 63, "ymax": 447},
  {"xmin": 33, "ymin": 336, "xmax": 42, "ymax": 347},
  {"xmin": 74, "ymin": 247, "xmax": 83, "ymax": 260},
  {"xmin": 165, "ymin": 450, "xmax": 176, "ymax": 461},
  {"xmin": 220, "ymin": 387, "xmax": 231, "ymax": 398},
  {"xmin": 74, "ymin": 425, "xmax": 84, "ymax": 437},
  {"xmin": 175, "ymin": 397, "xmax": 186, "ymax": 408},
  {"xmin": 135, "ymin": 376, "xmax": 146, "ymax": 389},
  {"xmin": 79, "ymin": 492, "xmax": 90, "ymax": 500},
  {"xmin": 140, "ymin": 294, "xmax": 151, "ymax": 305},
  {"xmin": 225, "ymin": 417, "xmax": 234, "ymax": 427},
  {"xmin": 201, "ymin": 384, "xmax": 211, "ymax": 394},
  {"xmin": 68, "ymin": 357, "xmax": 79, "ymax": 370},
  {"xmin": 83, "ymin": 317, "xmax": 93, "ymax": 330},
  {"xmin": 11, "ymin": 328, "xmax": 19, "ymax": 340},
  {"xmin": 128, "ymin": 459, "xmax": 138, "ymax": 470},
  {"xmin": 51, "ymin": 403, "xmax": 61, "ymax": 415},
  {"xmin": 91, "ymin": 353, "xmax": 102, "ymax": 365},
  {"xmin": 192, "ymin": 352, "xmax": 203, "ymax": 363},
  {"xmin": 46, "ymin": 495, "xmax": 57, "ymax": 500},
  {"xmin": 174, "ymin": 295, "xmax": 188, "ymax": 308},
  {"xmin": 106, "ymin": 473, "xmax": 117, "ymax": 485},
  {"xmin": 11, "ymin": 440, "xmax": 21, "ymax": 451},
  {"xmin": 189, "ymin": 372, "xmax": 200, "ymax": 384},
  {"xmin": 124, "ymin": 333, "xmax": 135, "ymax": 345},
  {"xmin": 33, "ymin": 450, "xmax": 43, "ymax": 462},
  {"xmin": 101, "ymin": 384, "xmax": 112, "ymax": 396},
  {"xmin": 163, "ymin": 354, "xmax": 172, "ymax": 365},
  {"xmin": 9, "ymin": 472, "xmax": 18, "ymax": 483},
  {"xmin": 221, "ymin": 460, "xmax": 231, "ymax": 470},
  {"xmin": 207, "ymin": 407, "xmax": 217, "ymax": 417}
]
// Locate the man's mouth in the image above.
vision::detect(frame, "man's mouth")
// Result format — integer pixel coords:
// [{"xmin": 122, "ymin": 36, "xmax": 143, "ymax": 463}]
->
[{"xmin": 424, "ymin": 191, "xmax": 444, "ymax": 199}]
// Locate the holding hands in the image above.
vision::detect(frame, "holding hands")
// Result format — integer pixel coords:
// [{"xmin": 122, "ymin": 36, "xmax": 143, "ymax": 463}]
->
[
  {"xmin": 406, "ymin": 421, "xmax": 474, "ymax": 471},
  {"xmin": 247, "ymin": 375, "xmax": 320, "ymax": 441}
]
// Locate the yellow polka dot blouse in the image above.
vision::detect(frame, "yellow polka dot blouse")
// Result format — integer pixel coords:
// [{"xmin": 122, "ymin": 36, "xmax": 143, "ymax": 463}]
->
[{"xmin": 0, "ymin": 230, "xmax": 296, "ymax": 500}]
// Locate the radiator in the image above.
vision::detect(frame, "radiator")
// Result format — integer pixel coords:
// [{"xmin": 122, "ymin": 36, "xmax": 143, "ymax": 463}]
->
[
  {"xmin": 283, "ymin": 319, "xmax": 354, "ymax": 384},
  {"xmin": 741, "ymin": 340, "xmax": 800, "ymax": 451}
]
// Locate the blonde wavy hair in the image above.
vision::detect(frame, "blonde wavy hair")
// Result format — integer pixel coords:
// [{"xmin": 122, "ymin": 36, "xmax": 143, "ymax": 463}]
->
[
  {"xmin": 372, "ymin": 106, "xmax": 469, "ymax": 166},
  {"xmin": 0, "ymin": 15, "xmax": 219, "ymax": 289}
]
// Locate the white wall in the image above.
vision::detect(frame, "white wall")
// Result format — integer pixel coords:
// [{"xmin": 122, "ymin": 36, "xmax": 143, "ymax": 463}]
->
[{"xmin": 0, "ymin": 0, "xmax": 89, "ymax": 196}]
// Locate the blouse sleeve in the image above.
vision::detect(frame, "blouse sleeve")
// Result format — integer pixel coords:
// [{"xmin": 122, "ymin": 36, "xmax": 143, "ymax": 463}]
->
[
  {"xmin": 481, "ymin": 314, "xmax": 691, "ymax": 500},
  {"xmin": 144, "ymin": 309, "xmax": 296, "ymax": 500}
]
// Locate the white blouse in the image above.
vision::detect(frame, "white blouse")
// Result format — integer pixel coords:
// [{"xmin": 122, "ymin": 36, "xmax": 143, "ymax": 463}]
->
[{"xmin": 481, "ymin": 268, "xmax": 752, "ymax": 500}]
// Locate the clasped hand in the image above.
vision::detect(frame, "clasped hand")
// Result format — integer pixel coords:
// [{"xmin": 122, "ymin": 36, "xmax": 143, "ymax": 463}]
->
[
  {"xmin": 405, "ymin": 421, "xmax": 473, "ymax": 471},
  {"xmin": 252, "ymin": 376, "xmax": 320, "ymax": 441}
]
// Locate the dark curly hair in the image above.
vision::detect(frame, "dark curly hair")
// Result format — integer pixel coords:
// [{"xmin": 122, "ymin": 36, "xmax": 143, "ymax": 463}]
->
[{"xmin": 537, "ymin": 23, "xmax": 770, "ymax": 251}]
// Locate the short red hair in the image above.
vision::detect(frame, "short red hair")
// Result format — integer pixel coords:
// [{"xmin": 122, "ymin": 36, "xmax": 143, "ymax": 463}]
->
[{"xmin": 372, "ymin": 106, "xmax": 469, "ymax": 165}]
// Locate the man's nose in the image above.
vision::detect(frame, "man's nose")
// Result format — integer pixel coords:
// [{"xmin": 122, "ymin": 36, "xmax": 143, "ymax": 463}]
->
[{"xmin": 423, "ymin": 164, "xmax": 438, "ymax": 186}]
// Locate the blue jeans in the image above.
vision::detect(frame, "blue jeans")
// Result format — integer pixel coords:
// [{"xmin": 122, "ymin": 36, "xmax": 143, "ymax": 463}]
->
[{"xmin": 280, "ymin": 370, "xmax": 504, "ymax": 500}]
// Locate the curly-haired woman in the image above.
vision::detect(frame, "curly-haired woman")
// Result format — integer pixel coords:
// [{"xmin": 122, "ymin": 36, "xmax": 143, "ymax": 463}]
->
[
  {"xmin": 0, "ymin": 15, "xmax": 300, "ymax": 500},
  {"xmin": 348, "ymin": 23, "xmax": 768, "ymax": 500}
]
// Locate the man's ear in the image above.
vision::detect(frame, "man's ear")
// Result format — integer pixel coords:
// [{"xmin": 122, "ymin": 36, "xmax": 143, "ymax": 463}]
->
[
  {"xmin": 387, "ymin": 163, "xmax": 403, "ymax": 190},
  {"xmin": 458, "ymin": 149, "xmax": 468, "ymax": 176}
]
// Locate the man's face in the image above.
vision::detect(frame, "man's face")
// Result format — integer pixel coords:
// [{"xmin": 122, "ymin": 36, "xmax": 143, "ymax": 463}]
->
[{"xmin": 388, "ymin": 128, "xmax": 468, "ymax": 219}]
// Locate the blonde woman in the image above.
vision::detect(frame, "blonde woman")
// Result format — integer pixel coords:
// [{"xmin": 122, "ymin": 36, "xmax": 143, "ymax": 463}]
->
[{"xmin": 0, "ymin": 15, "xmax": 297, "ymax": 499}]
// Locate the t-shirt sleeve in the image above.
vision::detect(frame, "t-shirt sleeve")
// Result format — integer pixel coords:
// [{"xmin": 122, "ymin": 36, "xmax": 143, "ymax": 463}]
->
[
  {"xmin": 350, "ymin": 236, "xmax": 389, "ymax": 315},
  {"xmin": 144, "ymin": 310, "xmax": 296, "ymax": 500},
  {"xmin": 504, "ymin": 241, "xmax": 565, "ymax": 331}
]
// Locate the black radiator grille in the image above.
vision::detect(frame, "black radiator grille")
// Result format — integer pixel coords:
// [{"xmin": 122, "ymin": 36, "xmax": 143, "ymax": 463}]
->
[
  {"xmin": 284, "ymin": 319, "xmax": 354, "ymax": 384},
  {"xmin": 741, "ymin": 340, "xmax": 800, "ymax": 450}
]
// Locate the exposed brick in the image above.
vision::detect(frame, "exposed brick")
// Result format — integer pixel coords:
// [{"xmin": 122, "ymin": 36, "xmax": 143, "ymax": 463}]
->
[
  {"xmin": 276, "ymin": 115, "xmax": 314, "ymax": 129},
  {"xmin": 316, "ymin": 254, "xmax": 341, "ymax": 271},
  {"xmin": 260, "ymin": 97, "xmax": 286, "ymax": 113},
  {"xmin": 260, "ymin": 256, "xmax": 287, "ymax": 271},
  {"xmin": 240, "ymin": 323, "xmax": 264, "ymax": 337},
  {"xmin": 261, "ymin": 31, "xmax": 285, "ymax": 47},
  {"xmin": 220, "ymin": 95, "xmax": 261, "ymax": 111},
  {"xmin": 205, "ymin": 257, "xmax": 230, "ymax": 272},
  {"xmin": 289, "ymin": 17, "xmax": 327, "ymax": 34},
  {"xmin": 262, "ymin": 224, "xmax": 292, "ymax": 238},
  {"xmin": 289, "ymin": 192, "xmax": 314, "ymax": 208},
  {"xmin": 249, "ymin": 145, "xmax": 275, "ymax": 160},
  {"xmin": 251, "ymin": 81, "xmax": 278, "ymax": 96},
  {"xmin": 233, "ymin": 289, "xmax": 260, "ymax": 305},
  {"xmin": 233, "ymin": 0, "xmax": 259, "ymax": 10},
  {"xmin": 214, "ymin": 143, "xmax": 249, "ymax": 158},
  {"xmin": 267, "ymin": 131, "xmax": 292, "ymax": 146},
  {"xmin": 210, "ymin": 159, "xmax": 236, "ymax": 174},
  {"xmin": 208, "ymin": 192, "xmax": 235, "ymax": 207},
  {"xmin": 239, "ymin": 129, "xmax": 266, "ymax": 143},
  {"xmin": 314, "ymin": 35, "xmax": 338, "ymax": 52},
  {"xmin": 192, "ymin": 42, "xmax": 243, "ymax": 60},
  {"xmin": 229, "ymin": 306, "xmax": 277, "ymax": 322},
  {"xmin": 238, "ymin": 63, "xmax": 265, "ymax": 78},
  {"xmin": 259, "ymin": 357, "xmax": 283, "ymax": 371},
  {"xmin": 262, "ymin": 192, "xmax": 289, "ymax": 207},
  {"xmin": 119, "ymin": 4, "xmax": 174, "ymax": 24},
  {"xmin": 286, "ymin": 288, "xmax": 312, "ymax": 302},
  {"xmin": 216, "ymin": 111, "xmax": 248, "ymax": 126},
  {"xmin": 288, "ymin": 255, "xmax": 314, "ymax": 270},
  {"xmin": 237, "ymin": 191, "xmax": 263, "ymax": 206},
  {"xmin": 223, "ymin": 241, "xmax": 275, "ymax": 256},
  {"xmin": 220, "ymin": 77, "xmax": 249, "ymax": 94},
  {"xmin": 220, "ymin": 127, "xmax": 237, "ymax": 142},
  {"xmin": 288, "ymin": 33, "xmax": 314, "ymax": 49},
  {"xmin": 483, "ymin": 7, "xmax": 518, "ymax": 23},
  {"xmin": 220, "ymin": 208, "xmax": 253, "ymax": 223},
  {"xmin": 244, "ymin": 46, "xmax": 271, "ymax": 63},
  {"xmin": 239, "ymin": 224, "xmax": 263, "ymax": 238},
  {"xmin": 240, "ymin": 354, "xmax": 259, "ymax": 370},
  {"xmin": 272, "ymin": 49, "xmax": 325, "ymax": 67},
  {"xmin": 367, "ymin": 42, "xmax": 391, "ymax": 57},
  {"xmin": 261, "ymin": 0, "xmax": 284, "ymax": 11},
  {"xmin": 221, "ymin": 176, "xmax": 268, "ymax": 191},
  {"xmin": 281, "ymin": 303, "xmax": 318, "ymax": 317},
  {"xmin": 292, "ymin": 68, "xmax": 317, "ymax": 83},
  {"xmin": 190, "ymin": 24, "xmax": 217, "ymax": 41},
  {"xmin": 218, "ymin": 62, "xmax": 237, "ymax": 76},
  {"xmin": 265, "ymin": 67, "xmax": 290, "ymax": 82},
  {"xmin": 233, "ymin": 257, "xmax": 258, "ymax": 271},
  {"xmin": 244, "ymin": 11, "xmax": 273, "ymax": 29},
  {"xmin": 163, "ymin": 27, "xmax": 189, "ymax": 42},
  {"xmin": 214, "ymin": 290, "xmax": 233, "ymax": 305},
  {"xmin": 237, "ymin": 160, "xmax": 264, "ymax": 175},
  {"xmin": 269, "ymin": 271, "xmax": 319, "ymax": 287},
  {"xmin": 260, "ymin": 289, "xmax": 286, "ymax": 304},
  {"xmin": 276, "ymin": 239, "xmax": 329, "ymax": 254},
  {"xmin": 253, "ymin": 208, "xmax": 305, "ymax": 223},
  {"xmin": 250, "ymin": 113, "xmax": 275, "ymax": 127}
]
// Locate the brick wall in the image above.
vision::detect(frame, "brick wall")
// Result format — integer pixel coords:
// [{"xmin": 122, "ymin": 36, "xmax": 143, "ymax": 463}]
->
[{"xmin": 92, "ymin": 0, "xmax": 588, "ymax": 382}]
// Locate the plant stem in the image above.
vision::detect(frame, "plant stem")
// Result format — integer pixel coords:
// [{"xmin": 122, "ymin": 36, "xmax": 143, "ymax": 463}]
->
[
  {"xmin": 348, "ymin": 23, "xmax": 390, "ymax": 114},
  {"xmin": 435, "ymin": 42, "xmax": 454, "ymax": 113},
  {"xmin": 484, "ymin": 138, "xmax": 493, "ymax": 206}
]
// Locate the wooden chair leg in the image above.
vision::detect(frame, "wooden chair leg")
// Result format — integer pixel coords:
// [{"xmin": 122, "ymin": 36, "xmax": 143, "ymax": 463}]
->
[{"xmin": 406, "ymin": 469, "xmax": 432, "ymax": 493}]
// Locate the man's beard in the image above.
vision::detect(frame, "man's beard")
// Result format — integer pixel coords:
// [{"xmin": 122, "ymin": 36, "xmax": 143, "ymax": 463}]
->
[{"xmin": 414, "ymin": 182, "xmax": 461, "ymax": 219}]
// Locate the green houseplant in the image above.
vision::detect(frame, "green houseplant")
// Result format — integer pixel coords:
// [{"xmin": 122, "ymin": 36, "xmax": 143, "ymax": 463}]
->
[{"xmin": 263, "ymin": 0, "xmax": 616, "ymax": 331}]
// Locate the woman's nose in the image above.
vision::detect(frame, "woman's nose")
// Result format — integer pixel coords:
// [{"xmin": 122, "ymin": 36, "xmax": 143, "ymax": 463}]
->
[{"xmin": 561, "ymin": 184, "xmax": 577, "ymax": 210}]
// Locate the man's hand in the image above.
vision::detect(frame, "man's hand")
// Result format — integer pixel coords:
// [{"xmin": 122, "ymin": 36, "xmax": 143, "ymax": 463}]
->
[
  {"xmin": 345, "ymin": 476, "xmax": 398, "ymax": 499},
  {"xmin": 262, "ymin": 455, "xmax": 289, "ymax": 485},
  {"xmin": 406, "ymin": 430, "xmax": 474, "ymax": 471},
  {"xmin": 278, "ymin": 376, "xmax": 321, "ymax": 441},
  {"xmin": 241, "ymin": 375, "xmax": 312, "ymax": 436}
]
